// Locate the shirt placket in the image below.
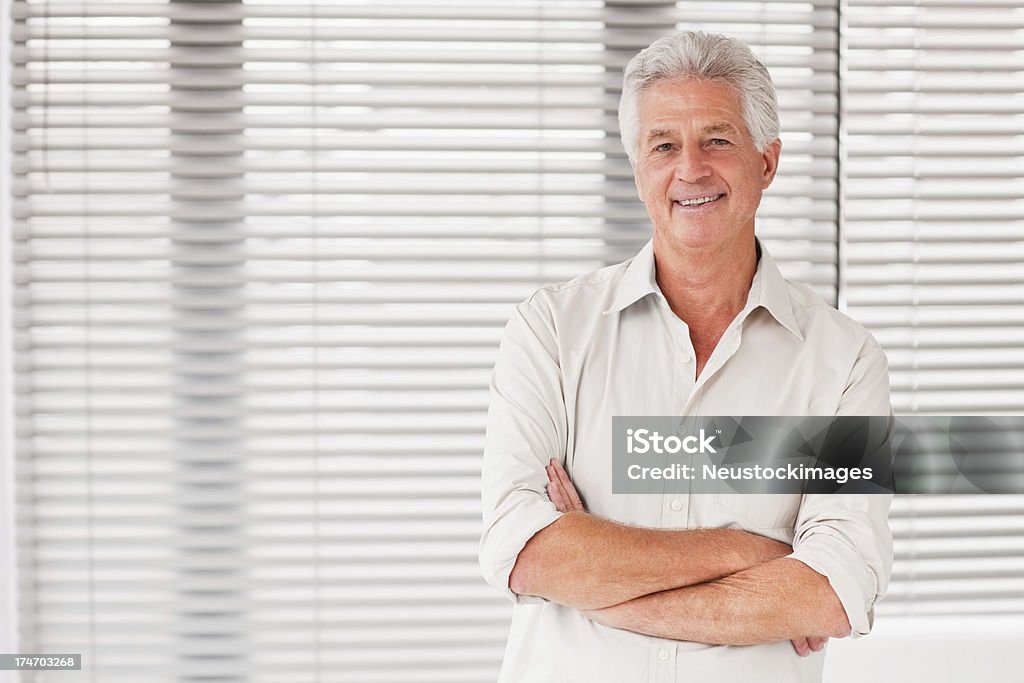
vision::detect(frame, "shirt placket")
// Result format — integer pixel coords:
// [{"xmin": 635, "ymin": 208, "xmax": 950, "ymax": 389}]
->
[
  {"xmin": 655, "ymin": 295, "xmax": 696, "ymax": 529},
  {"xmin": 648, "ymin": 296, "xmax": 750, "ymax": 683},
  {"xmin": 649, "ymin": 298, "xmax": 690, "ymax": 683},
  {"xmin": 648, "ymin": 640, "xmax": 677, "ymax": 683}
]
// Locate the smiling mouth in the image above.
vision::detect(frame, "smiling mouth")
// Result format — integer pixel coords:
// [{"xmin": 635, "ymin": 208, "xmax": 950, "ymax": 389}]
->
[{"xmin": 674, "ymin": 194, "xmax": 724, "ymax": 207}]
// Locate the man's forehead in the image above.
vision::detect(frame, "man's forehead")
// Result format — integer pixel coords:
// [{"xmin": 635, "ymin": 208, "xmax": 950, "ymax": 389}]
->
[{"xmin": 637, "ymin": 80, "xmax": 748, "ymax": 137}]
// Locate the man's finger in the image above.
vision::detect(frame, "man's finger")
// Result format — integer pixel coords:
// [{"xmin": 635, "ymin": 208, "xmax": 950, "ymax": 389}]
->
[
  {"xmin": 808, "ymin": 637, "xmax": 827, "ymax": 652},
  {"xmin": 546, "ymin": 461, "xmax": 567, "ymax": 509},
  {"xmin": 545, "ymin": 464, "xmax": 561, "ymax": 507},
  {"xmin": 546, "ymin": 463, "xmax": 569, "ymax": 512},
  {"xmin": 552, "ymin": 459, "xmax": 585, "ymax": 510},
  {"xmin": 790, "ymin": 637, "xmax": 810, "ymax": 657}
]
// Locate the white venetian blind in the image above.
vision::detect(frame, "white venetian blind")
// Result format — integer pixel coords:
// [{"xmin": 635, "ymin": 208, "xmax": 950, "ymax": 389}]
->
[
  {"xmin": 7, "ymin": 1, "xmax": 834, "ymax": 680},
  {"xmin": 14, "ymin": 0, "xmax": 1002, "ymax": 680},
  {"xmin": 844, "ymin": 0, "xmax": 1024, "ymax": 616},
  {"xmin": 11, "ymin": 3, "xmax": 619, "ymax": 680}
]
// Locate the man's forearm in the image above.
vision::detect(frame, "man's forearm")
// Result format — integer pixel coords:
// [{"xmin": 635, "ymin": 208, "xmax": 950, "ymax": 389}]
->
[
  {"xmin": 582, "ymin": 556, "xmax": 851, "ymax": 645},
  {"xmin": 508, "ymin": 510, "xmax": 792, "ymax": 610}
]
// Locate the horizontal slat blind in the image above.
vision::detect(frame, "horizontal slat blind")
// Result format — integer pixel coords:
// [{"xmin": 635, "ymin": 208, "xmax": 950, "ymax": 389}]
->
[
  {"xmin": 844, "ymin": 0, "xmax": 1024, "ymax": 617},
  {"xmin": 14, "ymin": 0, "xmax": 1021, "ymax": 679},
  {"xmin": 9, "ymin": 1, "xmax": 835, "ymax": 680}
]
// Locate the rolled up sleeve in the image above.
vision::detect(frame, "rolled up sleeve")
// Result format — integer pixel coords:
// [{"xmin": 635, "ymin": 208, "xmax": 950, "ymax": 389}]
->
[
  {"xmin": 789, "ymin": 493, "xmax": 893, "ymax": 636},
  {"xmin": 789, "ymin": 331, "xmax": 895, "ymax": 636},
  {"xmin": 479, "ymin": 297, "xmax": 566, "ymax": 604}
]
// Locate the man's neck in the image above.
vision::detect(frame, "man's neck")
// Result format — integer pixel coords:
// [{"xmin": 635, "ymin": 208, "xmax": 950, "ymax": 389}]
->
[{"xmin": 653, "ymin": 232, "xmax": 758, "ymax": 330}]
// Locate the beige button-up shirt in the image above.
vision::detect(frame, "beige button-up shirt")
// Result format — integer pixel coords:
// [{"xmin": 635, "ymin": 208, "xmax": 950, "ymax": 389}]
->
[{"xmin": 479, "ymin": 240, "xmax": 894, "ymax": 683}]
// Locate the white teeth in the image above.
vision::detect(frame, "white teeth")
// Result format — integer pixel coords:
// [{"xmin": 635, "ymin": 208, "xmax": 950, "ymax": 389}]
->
[{"xmin": 675, "ymin": 194, "xmax": 722, "ymax": 207}]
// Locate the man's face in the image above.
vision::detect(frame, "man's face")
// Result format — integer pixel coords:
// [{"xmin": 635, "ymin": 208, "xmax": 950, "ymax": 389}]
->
[{"xmin": 632, "ymin": 78, "xmax": 781, "ymax": 252}]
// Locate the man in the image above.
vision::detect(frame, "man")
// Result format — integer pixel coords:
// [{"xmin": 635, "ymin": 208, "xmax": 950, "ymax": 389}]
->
[{"xmin": 479, "ymin": 30, "xmax": 893, "ymax": 682}]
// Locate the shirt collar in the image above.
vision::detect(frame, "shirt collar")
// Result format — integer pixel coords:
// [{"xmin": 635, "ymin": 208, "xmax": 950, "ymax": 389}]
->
[
  {"xmin": 751, "ymin": 239, "xmax": 804, "ymax": 341},
  {"xmin": 602, "ymin": 239, "xmax": 660, "ymax": 315},
  {"xmin": 602, "ymin": 237, "xmax": 804, "ymax": 341}
]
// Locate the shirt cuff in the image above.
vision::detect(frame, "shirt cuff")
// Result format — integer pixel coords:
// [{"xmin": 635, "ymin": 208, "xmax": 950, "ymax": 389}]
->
[
  {"xmin": 788, "ymin": 528, "xmax": 878, "ymax": 637},
  {"xmin": 479, "ymin": 497, "xmax": 563, "ymax": 605}
]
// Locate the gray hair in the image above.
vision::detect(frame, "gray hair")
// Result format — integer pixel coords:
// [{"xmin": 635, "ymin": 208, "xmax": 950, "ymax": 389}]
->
[{"xmin": 618, "ymin": 30, "xmax": 780, "ymax": 162}]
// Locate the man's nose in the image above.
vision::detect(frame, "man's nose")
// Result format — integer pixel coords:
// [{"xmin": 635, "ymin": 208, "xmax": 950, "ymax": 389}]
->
[{"xmin": 674, "ymin": 145, "xmax": 712, "ymax": 183}]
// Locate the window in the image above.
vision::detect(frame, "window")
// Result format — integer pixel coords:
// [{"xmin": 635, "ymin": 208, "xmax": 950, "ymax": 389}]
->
[
  {"xmin": 845, "ymin": 0, "xmax": 1024, "ymax": 616},
  {"xmin": 5, "ymin": 1, "xmax": 1022, "ymax": 680}
]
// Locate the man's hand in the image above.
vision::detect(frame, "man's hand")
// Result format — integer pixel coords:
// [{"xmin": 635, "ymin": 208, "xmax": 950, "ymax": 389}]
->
[
  {"xmin": 790, "ymin": 636, "xmax": 828, "ymax": 657},
  {"xmin": 546, "ymin": 460, "xmax": 830, "ymax": 654},
  {"xmin": 546, "ymin": 459, "xmax": 585, "ymax": 513}
]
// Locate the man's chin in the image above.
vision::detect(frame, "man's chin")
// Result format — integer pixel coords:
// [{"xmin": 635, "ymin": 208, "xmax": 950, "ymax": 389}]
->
[{"xmin": 655, "ymin": 224, "xmax": 730, "ymax": 252}]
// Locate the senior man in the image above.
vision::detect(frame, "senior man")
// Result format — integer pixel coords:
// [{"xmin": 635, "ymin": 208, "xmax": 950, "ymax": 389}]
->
[{"xmin": 479, "ymin": 30, "xmax": 893, "ymax": 682}]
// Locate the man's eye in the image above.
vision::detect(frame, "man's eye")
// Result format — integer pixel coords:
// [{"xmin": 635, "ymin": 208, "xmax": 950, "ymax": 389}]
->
[
  {"xmin": 709, "ymin": 138, "xmax": 731, "ymax": 146},
  {"xmin": 653, "ymin": 142, "xmax": 674, "ymax": 152}
]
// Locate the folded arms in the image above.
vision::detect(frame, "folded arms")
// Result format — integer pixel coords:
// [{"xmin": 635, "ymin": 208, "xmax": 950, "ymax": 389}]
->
[{"xmin": 508, "ymin": 460, "xmax": 849, "ymax": 652}]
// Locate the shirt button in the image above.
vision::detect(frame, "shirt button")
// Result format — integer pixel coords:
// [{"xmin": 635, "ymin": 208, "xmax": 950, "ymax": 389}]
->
[
  {"xmin": 670, "ymin": 499, "xmax": 683, "ymax": 512},
  {"xmin": 658, "ymin": 649, "xmax": 670, "ymax": 661}
]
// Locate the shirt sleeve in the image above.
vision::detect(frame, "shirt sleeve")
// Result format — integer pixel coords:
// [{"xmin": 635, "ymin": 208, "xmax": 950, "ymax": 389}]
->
[
  {"xmin": 479, "ymin": 297, "xmax": 566, "ymax": 604},
  {"xmin": 788, "ymin": 333, "xmax": 895, "ymax": 637}
]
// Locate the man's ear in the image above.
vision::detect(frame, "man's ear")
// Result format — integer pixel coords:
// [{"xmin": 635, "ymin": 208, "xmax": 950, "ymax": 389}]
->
[{"xmin": 761, "ymin": 138, "xmax": 782, "ymax": 189}]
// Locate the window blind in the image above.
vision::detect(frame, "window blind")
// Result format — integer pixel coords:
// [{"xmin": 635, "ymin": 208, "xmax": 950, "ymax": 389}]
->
[
  {"xmin": 7, "ymin": 1, "xmax": 1019, "ymax": 682},
  {"xmin": 7, "ymin": 1, "xmax": 832, "ymax": 681},
  {"xmin": 844, "ymin": 0, "xmax": 1024, "ymax": 617}
]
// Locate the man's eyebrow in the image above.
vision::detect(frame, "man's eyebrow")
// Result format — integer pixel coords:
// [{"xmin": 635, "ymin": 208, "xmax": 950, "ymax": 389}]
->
[
  {"xmin": 644, "ymin": 128, "xmax": 675, "ymax": 143},
  {"xmin": 703, "ymin": 123, "xmax": 741, "ymax": 137}
]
